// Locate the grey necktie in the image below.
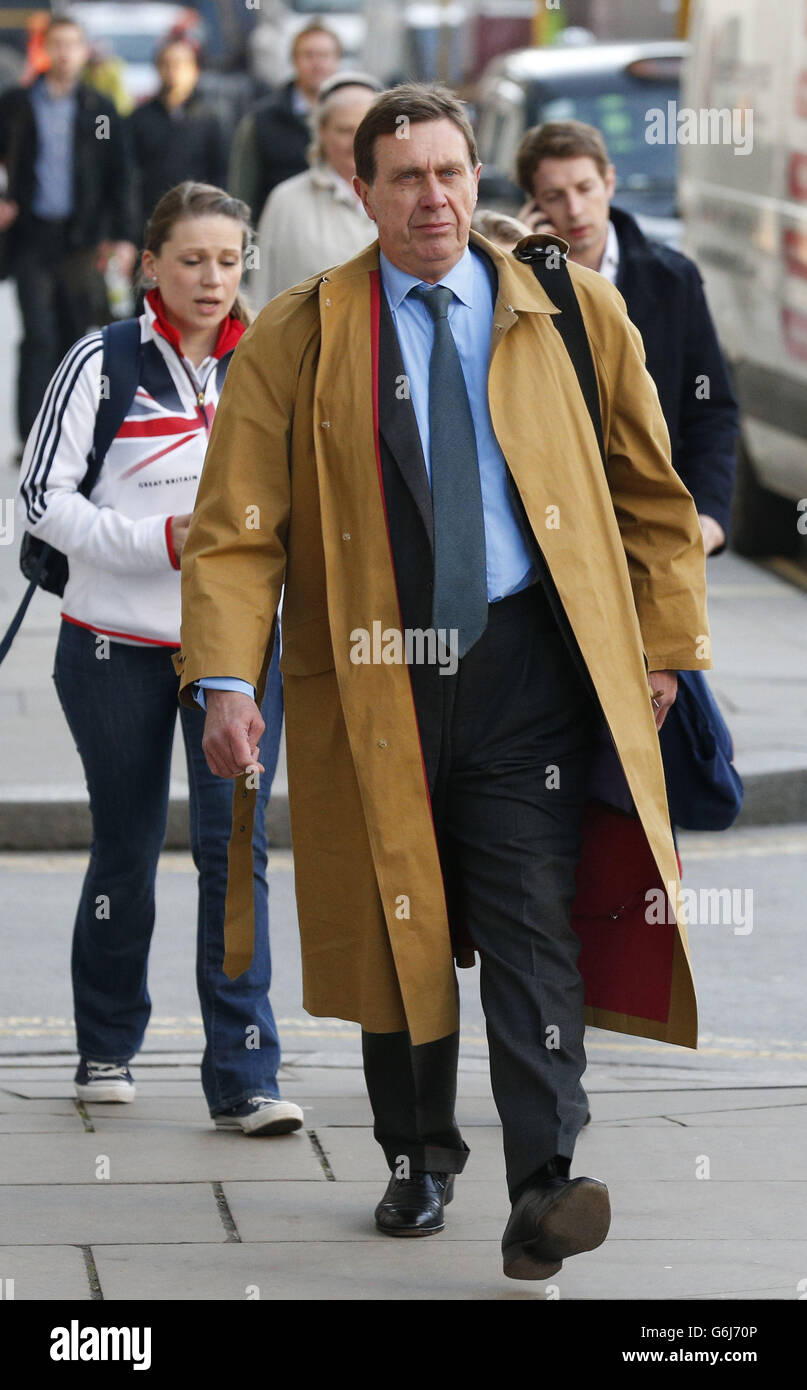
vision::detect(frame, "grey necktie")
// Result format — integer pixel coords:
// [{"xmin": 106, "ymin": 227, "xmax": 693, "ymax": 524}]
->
[{"xmin": 410, "ymin": 284, "xmax": 488, "ymax": 658}]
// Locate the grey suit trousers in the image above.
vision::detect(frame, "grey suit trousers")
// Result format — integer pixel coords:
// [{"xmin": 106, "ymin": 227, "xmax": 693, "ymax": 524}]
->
[{"xmin": 361, "ymin": 583, "xmax": 599, "ymax": 1199}]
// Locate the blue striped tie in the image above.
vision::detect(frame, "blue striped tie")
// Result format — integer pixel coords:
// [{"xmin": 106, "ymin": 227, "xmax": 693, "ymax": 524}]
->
[{"xmin": 411, "ymin": 284, "xmax": 488, "ymax": 658}]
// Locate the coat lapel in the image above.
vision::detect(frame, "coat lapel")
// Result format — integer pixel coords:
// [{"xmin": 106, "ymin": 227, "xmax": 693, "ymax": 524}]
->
[{"xmin": 377, "ymin": 283, "xmax": 434, "ymax": 551}]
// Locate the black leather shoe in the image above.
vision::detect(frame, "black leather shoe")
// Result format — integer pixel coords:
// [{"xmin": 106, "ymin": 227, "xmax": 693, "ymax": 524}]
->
[
  {"xmin": 502, "ymin": 1175, "xmax": 610, "ymax": 1280},
  {"xmin": 374, "ymin": 1170, "xmax": 455, "ymax": 1237}
]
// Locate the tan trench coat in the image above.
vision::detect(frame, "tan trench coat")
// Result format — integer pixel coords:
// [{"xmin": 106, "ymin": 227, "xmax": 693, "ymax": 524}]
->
[{"xmin": 174, "ymin": 231, "xmax": 711, "ymax": 1049}]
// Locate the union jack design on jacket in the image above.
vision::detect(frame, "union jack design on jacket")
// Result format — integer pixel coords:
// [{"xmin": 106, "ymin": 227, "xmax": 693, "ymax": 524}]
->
[{"xmin": 17, "ymin": 290, "xmax": 245, "ymax": 647}]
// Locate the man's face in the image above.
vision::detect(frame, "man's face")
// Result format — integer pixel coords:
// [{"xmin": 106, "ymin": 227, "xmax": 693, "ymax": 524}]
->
[
  {"xmin": 528, "ymin": 155, "xmax": 615, "ymax": 259},
  {"xmin": 45, "ymin": 23, "xmax": 89, "ymax": 85},
  {"xmin": 354, "ymin": 118, "xmax": 480, "ymax": 283},
  {"xmin": 293, "ymin": 34, "xmax": 340, "ymax": 98}
]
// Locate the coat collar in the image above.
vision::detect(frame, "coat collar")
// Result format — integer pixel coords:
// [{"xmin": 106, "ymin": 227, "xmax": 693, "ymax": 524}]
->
[
  {"xmin": 309, "ymin": 161, "xmax": 363, "ymax": 207},
  {"xmin": 322, "ymin": 230, "xmax": 563, "ymax": 316},
  {"xmin": 610, "ymin": 205, "xmax": 676, "ymax": 315}
]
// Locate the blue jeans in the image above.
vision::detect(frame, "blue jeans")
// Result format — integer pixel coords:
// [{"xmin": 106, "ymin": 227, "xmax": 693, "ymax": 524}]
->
[{"xmin": 52, "ymin": 618, "xmax": 284, "ymax": 1115}]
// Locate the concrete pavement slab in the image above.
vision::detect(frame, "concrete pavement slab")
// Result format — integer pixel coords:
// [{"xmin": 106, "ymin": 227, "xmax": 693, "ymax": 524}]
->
[
  {"xmin": 0, "ymin": 1183, "xmax": 225, "ymax": 1244},
  {"xmin": 0, "ymin": 1081, "xmax": 77, "ymax": 1099},
  {"xmin": 451, "ymin": 1122, "xmax": 807, "ymax": 1182},
  {"xmin": 569, "ymin": 1125, "xmax": 806, "ymax": 1180},
  {"xmin": 83, "ymin": 1097, "xmax": 212, "ymax": 1125},
  {"xmin": 0, "ymin": 1093, "xmax": 79, "ymax": 1114},
  {"xmin": 88, "ymin": 1235, "xmax": 804, "ymax": 1300},
  {"xmin": 668, "ymin": 1104, "xmax": 807, "ymax": 1127},
  {"xmin": 275, "ymin": 1068, "xmax": 384, "ymax": 1099},
  {"xmin": 0, "ymin": 1129, "xmax": 324, "ymax": 1184},
  {"xmin": 315, "ymin": 1116, "xmax": 807, "ymax": 1186},
  {"xmin": 3, "ymin": 1080, "xmax": 208, "ymax": 1099},
  {"xmin": 0, "ymin": 1246, "xmax": 91, "ymax": 1300},
  {"xmin": 606, "ymin": 1179, "xmax": 804, "ymax": 1241},
  {"xmin": 224, "ymin": 1178, "xmax": 511, "ymax": 1244},
  {"xmin": 0, "ymin": 1112, "xmax": 85, "ymax": 1132},
  {"xmin": 582, "ymin": 1087, "xmax": 807, "ymax": 1121},
  {"xmin": 89, "ymin": 1239, "xmax": 542, "ymax": 1300}
]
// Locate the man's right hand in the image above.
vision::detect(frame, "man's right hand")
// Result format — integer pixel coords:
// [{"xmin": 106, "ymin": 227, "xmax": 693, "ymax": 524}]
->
[
  {"xmin": 516, "ymin": 197, "xmax": 559, "ymax": 237},
  {"xmin": 202, "ymin": 690, "xmax": 266, "ymax": 779},
  {"xmin": 0, "ymin": 199, "xmax": 19, "ymax": 232}
]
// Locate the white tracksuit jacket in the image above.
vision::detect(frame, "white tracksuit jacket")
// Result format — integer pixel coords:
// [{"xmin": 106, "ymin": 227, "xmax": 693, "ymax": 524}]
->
[{"xmin": 16, "ymin": 295, "xmax": 242, "ymax": 647}]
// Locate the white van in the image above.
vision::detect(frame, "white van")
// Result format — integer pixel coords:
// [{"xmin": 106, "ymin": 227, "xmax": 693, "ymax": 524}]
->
[{"xmin": 679, "ymin": 0, "xmax": 807, "ymax": 555}]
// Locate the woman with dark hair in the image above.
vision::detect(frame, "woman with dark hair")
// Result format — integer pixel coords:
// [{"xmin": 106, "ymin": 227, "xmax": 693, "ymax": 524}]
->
[{"xmin": 17, "ymin": 182, "xmax": 301, "ymax": 1136}]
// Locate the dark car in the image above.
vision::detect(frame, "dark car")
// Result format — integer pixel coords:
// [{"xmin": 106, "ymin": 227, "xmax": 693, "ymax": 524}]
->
[{"xmin": 474, "ymin": 39, "xmax": 687, "ymax": 247}]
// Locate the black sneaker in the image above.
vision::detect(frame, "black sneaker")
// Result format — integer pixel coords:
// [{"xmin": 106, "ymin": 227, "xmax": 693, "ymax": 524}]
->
[
  {"xmin": 74, "ymin": 1059, "xmax": 135, "ymax": 1103},
  {"xmin": 213, "ymin": 1096, "xmax": 304, "ymax": 1135}
]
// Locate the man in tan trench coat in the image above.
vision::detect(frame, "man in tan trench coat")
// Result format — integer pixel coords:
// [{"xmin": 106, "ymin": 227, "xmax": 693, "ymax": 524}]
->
[{"xmin": 174, "ymin": 85, "xmax": 711, "ymax": 1281}]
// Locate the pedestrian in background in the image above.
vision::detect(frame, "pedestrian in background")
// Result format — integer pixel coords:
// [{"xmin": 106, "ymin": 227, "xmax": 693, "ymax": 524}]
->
[
  {"xmin": 0, "ymin": 13, "xmax": 137, "ymax": 457},
  {"xmin": 471, "ymin": 208, "xmax": 532, "ymax": 253},
  {"xmin": 251, "ymin": 72, "xmax": 381, "ymax": 307},
  {"xmin": 228, "ymin": 22, "xmax": 343, "ymax": 225},
  {"xmin": 82, "ymin": 39, "xmax": 133, "ymax": 117},
  {"xmin": 516, "ymin": 120, "xmax": 738, "ymax": 555},
  {"xmin": 129, "ymin": 36, "xmax": 229, "ymax": 243},
  {"xmin": 16, "ymin": 181, "xmax": 300, "ymax": 1138}
]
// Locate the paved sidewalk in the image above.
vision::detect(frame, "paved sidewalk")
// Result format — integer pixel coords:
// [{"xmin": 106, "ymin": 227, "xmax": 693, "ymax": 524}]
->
[{"xmin": 1, "ymin": 1049, "xmax": 804, "ymax": 1301}]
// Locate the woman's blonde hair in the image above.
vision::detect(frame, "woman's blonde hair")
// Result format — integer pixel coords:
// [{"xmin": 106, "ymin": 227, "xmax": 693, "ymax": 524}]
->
[
  {"xmin": 471, "ymin": 209, "xmax": 533, "ymax": 249},
  {"xmin": 138, "ymin": 181, "xmax": 255, "ymax": 326}
]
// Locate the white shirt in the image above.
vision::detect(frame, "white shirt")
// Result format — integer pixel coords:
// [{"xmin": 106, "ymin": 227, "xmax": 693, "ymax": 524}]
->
[{"xmin": 596, "ymin": 219, "xmax": 620, "ymax": 284}]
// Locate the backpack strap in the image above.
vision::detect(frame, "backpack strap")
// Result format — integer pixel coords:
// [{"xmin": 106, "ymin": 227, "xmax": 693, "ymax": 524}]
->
[
  {"xmin": 83, "ymin": 316, "xmax": 144, "ymax": 494},
  {"xmin": 514, "ymin": 237, "xmax": 607, "ymax": 469},
  {"xmin": 1, "ymin": 316, "xmax": 144, "ymax": 665}
]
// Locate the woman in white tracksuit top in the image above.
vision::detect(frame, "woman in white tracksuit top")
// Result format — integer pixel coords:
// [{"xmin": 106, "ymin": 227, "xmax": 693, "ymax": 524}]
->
[{"xmin": 17, "ymin": 182, "xmax": 302, "ymax": 1135}]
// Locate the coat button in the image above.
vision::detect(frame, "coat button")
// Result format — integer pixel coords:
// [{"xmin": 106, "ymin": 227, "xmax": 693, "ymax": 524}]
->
[
  {"xmin": 377, "ymin": 739, "xmax": 388, "ymax": 748},
  {"xmin": 325, "ymin": 297, "xmax": 332, "ymax": 306},
  {"xmin": 342, "ymin": 532, "xmax": 351, "ymax": 541},
  {"xmin": 320, "ymin": 421, "xmax": 330, "ymax": 429}
]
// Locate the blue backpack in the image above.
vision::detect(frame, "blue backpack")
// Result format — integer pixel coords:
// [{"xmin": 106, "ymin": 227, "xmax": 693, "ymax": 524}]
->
[{"xmin": 0, "ymin": 318, "xmax": 143, "ymax": 664}]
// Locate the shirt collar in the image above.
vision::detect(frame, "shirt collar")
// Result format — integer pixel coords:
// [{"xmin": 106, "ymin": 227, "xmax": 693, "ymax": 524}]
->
[
  {"xmin": 379, "ymin": 244, "xmax": 476, "ymax": 312},
  {"xmin": 32, "ymin": 73, "xmax": 76, "ymax": 103},
  {"xmin": 144, "ymin": 288, "xmax": 245, "ymax": 360},
  {"xmin": 597, "ymin": 219, "xmax": 620, "ymax": 284},
  {"xmin": 290, "ymin": 83, "xmax": 311, "ymax": 117}
]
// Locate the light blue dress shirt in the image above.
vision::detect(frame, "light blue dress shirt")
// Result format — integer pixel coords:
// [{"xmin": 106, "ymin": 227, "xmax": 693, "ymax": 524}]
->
[
  {"xmin": 30, "ymin": 77, "xmax": 77, "ymax": 220},
  {"xmin": 195, "ymin": 243, "xmax": 535, "ymax": 704},
  {"xmin": 195, "ymin": 677, "xmax": 255, "ymax": 709},
  {"xmin": 379, "ymin": 245, "xmax": 535, "ymax": 602}
]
